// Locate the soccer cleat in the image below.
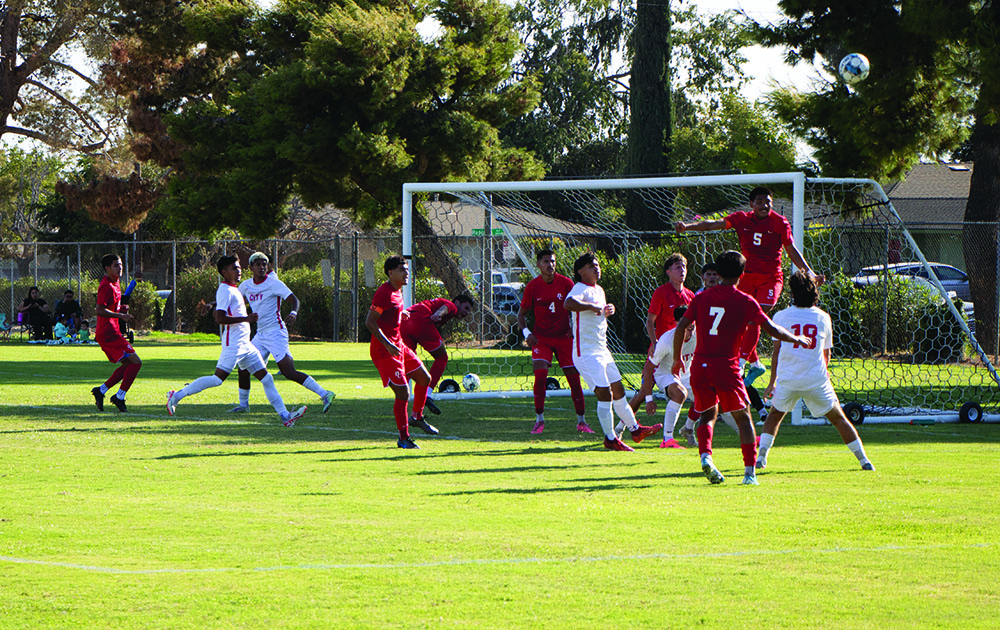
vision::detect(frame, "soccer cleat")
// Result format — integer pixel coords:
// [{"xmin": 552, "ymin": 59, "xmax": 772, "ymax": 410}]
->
[
  {"xmin": 658, "ymin": 438, "xmax": 686, "ymax": 449},
  {"xmin": 701, "ymin": 456, "xmax": 725, "ymax": 484},
  {"xmin": 110, "ymin": 395, "xmax": 127, "ymax": 413},
  {"xmin": 409, "ymin": 415, "xmax": 439, "ymax": 435},
  {"xmin": 630, "ymin": 422, "xmax": 663, "ymax": 444},
  {"xmin": 603, "ymin": 437, "xmax": 635, "ymax": 452},
  {"xmin": 531, "ymin": 420, "xmax": 545, "ymax": 434},
  {"xmin": 755, "ymin": 458, "xmax": 767, "ymax": 470},
  {"xmin": 741, "ymin": 474, "xmax": 759, "ymax": 486},
  {"xmin": 166, "ymin": 390, "xmax": 177, "ymax": 416},
  {"xmin": 283, "ymin": 406, "xmax": 307, "ymax": 427},
  {"xmin": 227, "ymin": 404, "xmax": 249, "ymax": 413},
  {"xmin": 680, "ymin": 426, "xmax": 697, "ymax": 448},
  {"xmin": 861, "ymin": 461, "xmax": 875, "ymax": 471},
  {"xmin": 322, "ymin": 391, "xmax": 336, "ymax": 414},
  {"xmin": 743, "ymin": 363, "xmax": 766, "ymax": 386},
  {"xmin": 576, "ymin": 421, "xmax": 595, "ymax": 434},
  {"xmin": 423, "ymin": 397, "xmax": 441, "ymax": 416},
  {"xmin": 397, "ymin": 437, "xmax": 420, "ymax": 449},
  {"xmin": 91, "ymin": 386, "xmax": 105, "ymax": 412}
]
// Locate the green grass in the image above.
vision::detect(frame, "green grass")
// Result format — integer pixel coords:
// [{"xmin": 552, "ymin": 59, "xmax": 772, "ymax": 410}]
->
[{"xmin": 1, "ymin": 339, "xmax": 999, "ymax": 628}]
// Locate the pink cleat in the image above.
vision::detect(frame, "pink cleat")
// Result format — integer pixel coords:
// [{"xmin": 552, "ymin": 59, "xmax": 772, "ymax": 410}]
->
[
  {"xmin": 576, "ymin": 421, "xmax": 595, "ymax": 434},
  {"xmin": 603, "ymin": 437, "xmax": 635, "ymax": 452},
  {"xmin": 530, "ymin": 420, "xmax": 545, "ymax": 434},
  {"xmin": 630, "ymin": 423, "xmax": 663, "ymax": 444},
  {"xmin": 658, "ymin": 438, "xmax": 686, "ymax": 449}
]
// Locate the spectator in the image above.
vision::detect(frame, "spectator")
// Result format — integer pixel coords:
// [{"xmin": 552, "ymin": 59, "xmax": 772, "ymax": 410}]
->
[
  {"xmin": 78, "ymin": 319, "xmax": 92, "ymax": 343},
  {"xmin": 53, "ymin": 313, "xmax": 76, "ymax": 343},
  {"xmin": 53, "ymin": 289, "xmax": 84, "ymax": 330},
  {"xmin": 18, "ymin": 286, "xmax": 52, "ymax": 340}
]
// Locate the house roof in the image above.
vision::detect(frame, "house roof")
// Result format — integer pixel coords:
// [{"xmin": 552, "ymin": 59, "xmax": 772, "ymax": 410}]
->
[
  {"xmin": 425, "ymin": 199, "xmax": 601, "ymax": 237},
  {"xmin": 884, "ymin": 162, "xmax": 972, "ymax": 225}
]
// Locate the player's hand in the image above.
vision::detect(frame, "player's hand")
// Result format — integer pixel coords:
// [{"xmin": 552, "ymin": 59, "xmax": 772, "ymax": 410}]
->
[
  {"xmin": 385, "ymin": 341, "xmax": 401, "ymax": 357},
  {"xmin": 795, "ymin": 334, "xmax": 813, "ymax": 349},
  {"xmin": 645, "ymin": 400, "xmax": 657, "ymax": 416},
  {"xmin": 120, "ymin": 312, "xmax": 134, "ymax": 322},
  {"xmin": 401, "ymin": 310, "xmax": 411, "ymax": 321},
  {"xmin": 675, "ymin": 221, "xmax": 686, "ymax": 234},
  {"xmin": 603, "ymin": 304, "xmax": 615, "ymax": 317},
  {"xmin": 764, "ymin": 383, "xmax": 776, "ymax": 398},
  {"xmin": 247, "ymin": 312, "xmax": 259, "ymax": 323},
  {"xmin": 671, "ymin": 359, "xmax": 683, "ymax": 377},
  {"xmin": 430, "ymin": 313, "xmax": 442, "ymax": 323},
  {"xmin": 285, "ymin": 312, "xmax": 297, "ymax": 325},
  {"xmin": 814, "ymin": 273, "xmax": 827, "ymax": 287},
  {"xmin": 526, "ymin": 333, "xmax": 538, "ymax": 347}
]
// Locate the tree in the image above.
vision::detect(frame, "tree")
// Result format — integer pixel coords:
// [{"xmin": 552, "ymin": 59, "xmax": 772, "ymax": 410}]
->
[
  {"xmin": 0, "ymin": 146, "xmax": 64, "ymax": 242},
  {"xmin": 756, "ymin": 0, "xmax": 1000, "ymax": 353},
  {"xmin": 0, "ymin": 0, "xmax": 123, "ymax": 153}
]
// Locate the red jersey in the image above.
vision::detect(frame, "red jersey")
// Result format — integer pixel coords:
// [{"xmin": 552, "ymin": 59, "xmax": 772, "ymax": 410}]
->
[
  {"xmin": 685, "ymin": 284, "xmax": 768, "ymax": 364},
  {"xmin": 95, "ymin": 275, "xmax": 123, "ymax": 343},
  {"xmin": 520, "ymin": 273, "xmax": 574, "ymax": 338},
  {"xmin": 369, "ymin": 281, "xmax": 404, "ymax": 357},
  {"xmin": 648, "ymin": 282, "xmax": 694, "ymax": 339},
  {"xmin": 406, "ymin": 298, "xmax": 458, "ymax": 328},
  {"xmin": 725, "ymin": 210, "xmax": 793, "ymax": 275}
]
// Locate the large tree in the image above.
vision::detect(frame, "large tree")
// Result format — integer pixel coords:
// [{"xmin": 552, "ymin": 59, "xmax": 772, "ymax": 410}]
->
[{"xmin": 757, "ymin": 0, "xmax": 1000, "ymax": 353}]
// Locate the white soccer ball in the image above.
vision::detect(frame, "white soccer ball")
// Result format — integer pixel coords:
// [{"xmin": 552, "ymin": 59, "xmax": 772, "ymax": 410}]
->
[
  {"xmin": 462, "ymin": 373, "xmax": 481, "ymax": 392},
  {"xmin": 838, "ymin": 53, "xmax": 870, "ymax": 85}
]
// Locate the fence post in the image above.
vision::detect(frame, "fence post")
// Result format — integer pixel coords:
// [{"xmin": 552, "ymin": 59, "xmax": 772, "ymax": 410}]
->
[
  {"xmin": 33, "ymin": 242, "xmax": 38, "ymax": 285},
  {"xmin": 352, "ymin": 232, "xmax": 359, "ymax": 342},
  {"xmin": 333, "ymin": 236, "xmax": 341, "ymax": 342},
  {"xmin": 77, "ymin": 244, "xmax": 82, "ymax": 298},
  {"xmin": 172, "ymin": 241, "xmax": 178, "ymax": 333},
  {"xmin": 995, "ymin": 222, "xmax": 999, "ymax": 365}
]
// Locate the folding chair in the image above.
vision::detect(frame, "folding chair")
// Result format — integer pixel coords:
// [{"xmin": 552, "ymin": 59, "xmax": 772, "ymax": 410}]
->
[
  {"xmin": 0, "ymin": 313, "xmax": 10, "ymax": 341},
  {"xmin": 13, "ymin": 311, "xmax": 30, "ymax": 340}
]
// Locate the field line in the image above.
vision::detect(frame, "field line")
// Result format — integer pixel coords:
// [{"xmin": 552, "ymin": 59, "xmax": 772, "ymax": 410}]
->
[{"xmin": 0, "ymin": 542, "xmax": 991, "ymax": 575}]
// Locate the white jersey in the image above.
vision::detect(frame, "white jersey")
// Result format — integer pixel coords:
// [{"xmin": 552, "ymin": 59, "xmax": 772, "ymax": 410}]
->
[
  {"xmin": 567, "ymin": 282, "xmax": 609, "ymax": 358},
  {"xmin": 771, "ymin": 305, "xmax": 834, "ymax": 390},
  {"xmin": 216, "ymin": 282, "xmax": 252, "ymax": 350},
  {"xmin": 239, "ymin": 272, "xmax": 293, "ymax": 337},
  {"xmin": 650, "ymin": 327, "xmax": 697, "ymax": 380}
]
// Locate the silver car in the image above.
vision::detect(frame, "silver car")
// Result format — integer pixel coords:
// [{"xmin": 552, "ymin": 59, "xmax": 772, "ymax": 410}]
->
[{"xmin": 853, "ymin": 262, "xmax": 970, "ymax": 301}]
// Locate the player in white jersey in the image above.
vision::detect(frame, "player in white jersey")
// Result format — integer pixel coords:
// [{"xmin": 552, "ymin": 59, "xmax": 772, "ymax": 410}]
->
[
  {"xmin": 757, "ymin": 270, "xmax": 873, "ymax": 471},
  {"xmin": 564, "ymin": 252, "xmax": 661, "ymax": 452},
  {"xmin": 227, "ymin": 252, "xmax": 335, "ymax": 414},
  {"xmin": 166, "ymin": 256, "xmax": 306, "ymax": 427}
]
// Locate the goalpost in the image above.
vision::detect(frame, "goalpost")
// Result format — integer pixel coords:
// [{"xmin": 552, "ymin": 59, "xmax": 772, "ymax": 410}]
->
[{"xmin": 402, "ymin": 173, "xmax": 1000, "ymax": 424}]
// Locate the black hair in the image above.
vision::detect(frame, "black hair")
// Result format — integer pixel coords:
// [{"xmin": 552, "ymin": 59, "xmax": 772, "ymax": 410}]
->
[
  {"xmin": 748, "ymin": 186, "xmax": 773, "ymax": 203},
  {"xmin": 715, "ymin": 250, "xmax": 746, "ymax": 280},
  {"xmin": 384, "ymin": 255, "xmax": 406, "ymax": 275},
  {"xmin": 701, "ymin": 262, "xmax": 718, "ymax": 275},
  {"xmin": 217, "ymin": 255, "xmax": 238, "ymax": 275},
  {"xmin": 536, "ymin": 248, "xmax": 554, "ymax": 261},
  {"xmin": 673, "ymin": 306, "xmax": 688, "ymax": 322},
  {"xmin": 454, "ymin": 294, "xmax": 474, "ymax": 307},
  {"xmin": 573, "ymin": 252, "xmax": 598, "ymax": 283},
  {"xmin": 789, "ymin": 270, "xmax": 819, "ymax": 307},
  {"xmin": 662, "ymin": 253, "xmax": 686, "ymax": 275},
  {"xmin": 101, "ymin": 253, "xmax": 120, "ymax": 270}
]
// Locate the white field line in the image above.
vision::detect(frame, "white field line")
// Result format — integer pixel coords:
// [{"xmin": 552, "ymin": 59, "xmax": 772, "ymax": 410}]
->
[{"xmin": 0, "ymin": 542, "xmax": 991, "ymax": 575}]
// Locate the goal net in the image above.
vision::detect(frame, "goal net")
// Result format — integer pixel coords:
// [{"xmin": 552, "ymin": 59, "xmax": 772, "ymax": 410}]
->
[{"xmin": 402, "ymin": 173, "xmax": 999, "ymax": 422}]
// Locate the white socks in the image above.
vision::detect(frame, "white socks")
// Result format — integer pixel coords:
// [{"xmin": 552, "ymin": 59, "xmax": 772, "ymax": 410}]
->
[
  {"xmin": 720, "ymin": 412, "xmax": 739, "ymax": 432},
  {"xmin": 597, "ymin": 400, "xmax": 615, "ymax": 439},
  {"xmin": 612, "ymin": 397, "xmax": 638, "ymax": 432},
  {"xmin": 663, "ymin": 400, "xmax": 682, "ymax": 440},
  {"xmin": 846, "ymin": 438, "xmax": 869, "ymax": 463},
  {"xmin": 259, "ymin": 373, "xmax": 288, "ymax": 416},
  {"xmin": 174, "ymin": 374, "xmax": 224, "ymax": 403},
  {"xmin": 302, "ymin": 376, "xmax": 327, "ymax": 398},
  {"xmin": 238, "ymin": 387, "xmax": 250, "ymax": 407}
]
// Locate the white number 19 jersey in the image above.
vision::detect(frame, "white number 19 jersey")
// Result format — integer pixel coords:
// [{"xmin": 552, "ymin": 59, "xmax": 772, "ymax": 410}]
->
[{"xmin": 771, "ymin": 305, "xmax": 834, "ymax": 390}]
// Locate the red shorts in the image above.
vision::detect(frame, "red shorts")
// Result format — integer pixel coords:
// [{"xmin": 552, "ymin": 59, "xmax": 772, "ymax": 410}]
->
[
  {"xmin": 98, "ymin": 336, "xmax": 135, "ymax": 363},
  {"xmin": 738, "ymin": 271, "xmax": 783, "ymax": 308},
  {"xmin": 400, "ymin": 319, "xmax": 444, "ymax": 353},
  {"xmin": 531, "ymin": 336, "xmax": 575, "ymax": 369},
  {"xmin": 690, "ymin": 357, "xmax": 749, "ymax": 414},
  {"xmin": 371, "ymin": 344, "xmax": 424, "ymax": 387}
]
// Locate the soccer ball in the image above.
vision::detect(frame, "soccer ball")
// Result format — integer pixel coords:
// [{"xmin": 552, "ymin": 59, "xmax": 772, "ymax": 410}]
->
[
  {"xmin": 462, "ymin": 373, "xmax": 481, "ymax": 392},
  {"xmin": 838, "ymin": 53, "xmax": 870, "ymax": 85}
]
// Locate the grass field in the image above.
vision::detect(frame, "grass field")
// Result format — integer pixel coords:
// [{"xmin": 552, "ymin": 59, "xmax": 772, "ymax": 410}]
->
[{"xmin": 1, "ymin": 338, "xmax": 999, "ymax": 628}]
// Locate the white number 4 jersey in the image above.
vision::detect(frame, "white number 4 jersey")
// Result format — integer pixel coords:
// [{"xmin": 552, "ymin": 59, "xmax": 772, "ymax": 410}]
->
[{"xmin": 239, "ymin": 272, "xmax": 293, "ymax": 336}]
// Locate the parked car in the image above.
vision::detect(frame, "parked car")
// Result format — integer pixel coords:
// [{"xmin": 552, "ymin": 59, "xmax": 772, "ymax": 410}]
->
[
  {"xmin": 490, "ymin": 283, "xmax": 523, "ymax": 316},
  {"xmin": 852, "ymin": 262, "xmax": 970, "ymax": 301}
]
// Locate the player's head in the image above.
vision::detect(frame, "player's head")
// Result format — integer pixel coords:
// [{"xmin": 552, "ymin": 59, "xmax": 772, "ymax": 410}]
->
[
  {"xmin": 217, "ymin": 255, "xmax": 240, "ymax": 282},
  {"xmin": 454, "ymin": 294, "xmax": 475, "ymax": 318},
  {"xmin": 573, "ymin": 252, "xmax": 600, "ymax": 284},
  {"xmin": 662, "ymin": 253, "xmax": 687, "ymax": 278},
  {"xmin": 789, "ymin": 269, "xmax": 819, "ymax": 307},
  {"xmin": 749, "ymin": 186, "xmax": 774, "ymax": 217},
  {"xmin": 383, "ymin": 255, "xmax": 408, "ymax": 287},
  {"xmin": 384, "ymin": 255, "xmax": 406, "ymax": 276},
  {"xmin": 248, "ymin": 251, "xmax": 269, "ymax": 276},
  {"xmin": 536, "ymin": 249, "xmax": 556, "ymax": 279},
  {"xmin": 715, "ymin": 250, "xmax": 746, "ymax": 281},
  {"xmin": 701, "ymin": 262, "xmax": 720, "ymax": 288},
  {"xmin": 101, "ymin": 254, "xmax": 122, "ymax": 279},
  {"xmin": 674, "ymin": 305, "xmax": 694, "ymax": 340}
]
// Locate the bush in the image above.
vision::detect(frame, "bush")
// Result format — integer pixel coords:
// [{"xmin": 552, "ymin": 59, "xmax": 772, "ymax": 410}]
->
[
  {"xmin": 913, "ymin": 298, "xmax": 968, "ymax": 364},
  {"xmin": 175, "ymin": 267, "xmax": 222, "ymax": 334},
  {"xmin": 281, "ymin": 266, "xmax": 333, "ymax": 339}
]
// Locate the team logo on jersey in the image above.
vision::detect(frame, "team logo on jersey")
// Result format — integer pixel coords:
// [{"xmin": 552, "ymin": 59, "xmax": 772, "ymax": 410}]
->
[{"xmin": 557, "ymin": 293, "xmax": 563, "ymax": 300}]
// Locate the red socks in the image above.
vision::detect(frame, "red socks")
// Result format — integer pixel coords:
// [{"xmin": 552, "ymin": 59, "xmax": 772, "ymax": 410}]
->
[
  {"xmin": 120, "ymin": 362, "xmax": 141, "ymax": 393},
  {"xmin": 104, "ymin": 364, "xmax": 126, "ymax": 389},
  {"xmin": 393, "ymin": 398, "xmax": 409, "ymax": 439},
  {"xmin": 412, "ymin": 383, "xmax": 428, "ymax": 418},
  {"xmin": 429, "ymin": 357, "xmax": 447, "ymax": 391},
  {"xmin": 697, "ymin": 423, "xmax": 714, "ymax": 456},
  {"xmin": 533, "ymin": 369, "xmax": 548, "ymax": 415},
  {"xmin": 565, "ymin": 371, "xmax": 585, "ymax": 416},
  {"xmin": 741, "ymin": 442, "xmax": 758, "ymax": 468}
]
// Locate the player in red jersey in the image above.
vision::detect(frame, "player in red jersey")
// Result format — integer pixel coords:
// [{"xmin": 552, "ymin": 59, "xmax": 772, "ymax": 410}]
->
[
  {"xmin": 365, "ymin": 256, "xmax": 435, "ymax": 449},
  {"xmin": 90, "ymin": 254, "xmax": 142, "ymax": 413},
  {"xmin": 672, "ymin": 250, "xmax": 809, "ymax": 486},
  {"xmin": 675, "ymin": 186, "xmax": 825, "ymax": 385},
  {"xmin": 401, "ymin": 294, "xmax": 474, "ymax": 415},
  {"xmin": 516, "ymin": 249, "xmax": 591, "ymax": 434},
  {"xmin": 627, "ymin": 254, "xmax": 693, "ymax": 442}
]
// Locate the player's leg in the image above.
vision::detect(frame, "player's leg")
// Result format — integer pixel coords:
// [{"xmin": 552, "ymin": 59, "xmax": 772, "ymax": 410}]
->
[
  {"xmin": 729, "ymin": 407, "xmax": 760, "ymax": 485},
  {"xmin": 275, "ymin": 351, "xmax": 336, "ymax": 413},
  {"xmin": 93, "ymin": 338, "xmax": 131, "ymax": 410},
  {"xmin": 109, "ymin": 353, "xmax": 142, "ymax": 412},
  {"xmin": 530, "ymin": 357, "xmax": 550, "ymax": 433},
  {"xmin": 167, "ymin": 367, "xmax": 230, "ymax": 415},
  {"xmin": 658, "ymin": 382, "xmax": 687, "ymax": 449},
  {"xmin": 405, "ymin": 350, "xmax": 438, "ymax": 436},
  {"xmin": 609, "ymin": 374, "xmax": 661, "ymax": 444},
  {"xmin": 389, "ymin": 382, "xmax": 419, "ymax": 448},
  {"xmin": 561, "ymin": 366, "xmax": 591, "ymax": 433},
  {"xmin": 627, "ymin": 357, "xmax": 657, "ymax": 414},
  {"xmin": 680, "ymin": 406, "xmax": 699, "ymax": 447},
  {"xmin": 421, "ymin": 344, "xmax": 448, "ymax": 416},
  {"xmin": 755, "ymin": 407, "xmax": 788, "ymax": 471},
  {"xmin": 229, "ymin": 368, "xmax": 253, "ymax": 412},
  {"xmin": 807, "ymin": 382, "xmax": 874, "ymax": 470},
  {"xmin": 740, "ymin": 275, "xmax": 780, "ymax": 385}
]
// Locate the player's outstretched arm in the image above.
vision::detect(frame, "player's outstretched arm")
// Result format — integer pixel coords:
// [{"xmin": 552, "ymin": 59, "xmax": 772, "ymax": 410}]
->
[
  {"xmin": 765, "ymin": 342, "xmax": 781, "ymax": 398},
  {"xmin": 215, "ymin": 310, "xmax": 257, "ymax": 325},
  {"xmin": 784, "ymin": 243, "xmax": 826, "ymax": 286},
  {"xmin": 671, "ymin": 316, "xmax": 693, "ymax": 375},
  {"xmin": 675, "ymin": 217, "xmax": 726, "ymax": 234},
  {"xmin": 761, "ymin": 317, "xmax": 810, "ymax": 348}
]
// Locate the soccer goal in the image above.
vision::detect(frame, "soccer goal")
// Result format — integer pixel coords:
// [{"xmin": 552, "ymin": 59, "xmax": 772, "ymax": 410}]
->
[{"xmin": 402, "ymin": 173, "xmax": 1000, "ymax": 423}]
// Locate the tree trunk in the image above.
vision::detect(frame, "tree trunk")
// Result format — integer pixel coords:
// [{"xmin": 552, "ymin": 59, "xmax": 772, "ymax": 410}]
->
[
  {"xmin": 962, "ymin": 116, "xmax": 1000, "ymax": 355},
  {"xmin": 626, "ymin": 0, "xmax": 672, "ymax": 231}
]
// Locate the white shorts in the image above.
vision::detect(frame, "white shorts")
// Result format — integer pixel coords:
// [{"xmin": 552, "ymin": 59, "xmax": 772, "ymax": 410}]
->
[
  {"xmin": 771, "ymin": 378, "xmax": 839, "ymax": 417},
  {"xmin": 217, "ymin": 343, "xmax": 266, "ymax": 375},
  {"xmin": 574, "ymin": 351, "xmax": 621, "ymax": 390},
  {"xmin": 653, "ymin": 369, "xmax": 692, "ymax": 401},
  {"xmin": 252, "ymin": 330, "xmax": 292, "ymax": 364}
]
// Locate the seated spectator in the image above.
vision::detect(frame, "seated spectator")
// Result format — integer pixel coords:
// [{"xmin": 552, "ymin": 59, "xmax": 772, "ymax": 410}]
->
[
  {"xmin": 53, "ymin": 313, "xmax": 77, "ymax": 343},
  {"xmin": 18, "ymin": 286, "xmax": 52, "ymax": 340},
  {"xmin": 53, "ymin": 289, "xmax": 84, "ymax": 330},
  {"xmin": 78, "ymin": 319, "xmax": 91, "ymax": 343}
]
